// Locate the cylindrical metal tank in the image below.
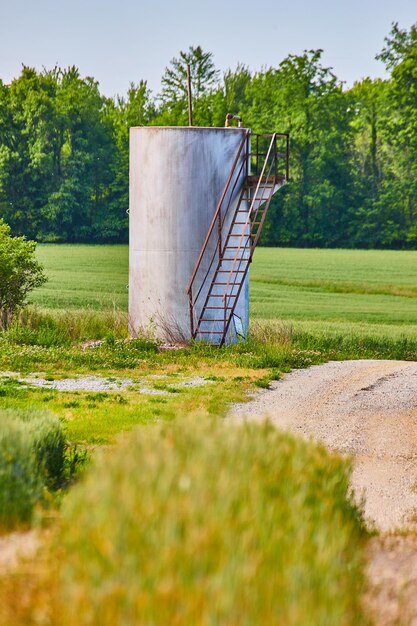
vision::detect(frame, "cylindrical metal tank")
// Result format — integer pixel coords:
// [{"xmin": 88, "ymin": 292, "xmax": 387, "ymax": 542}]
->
[{"xmin": 129, "ymin": 126, "xmax": 249, "ymax": 343}]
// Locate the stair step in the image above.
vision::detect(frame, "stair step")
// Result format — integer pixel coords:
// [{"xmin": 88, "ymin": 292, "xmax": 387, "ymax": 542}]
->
[
  {"xmin": 217, "ymin": 269, "xmax": 245, "ymax": 273},
  {"xmin": 203, "ymin": 307, "xmax": 233, "ymax": 310},
  {"xmin": 233, "ymin": 221, "xmax": 262, "ymax": 225},
  {"xmin": 208, "ymin": 294, "xmax": 237, "ymax": 298},
  {"xmin": 199, "ymin": 318, "xmax": 228, "ymax": 323},
  {"xmin": 243, "ymin": 197, "xmax": 271, "ymax": 201},
  {"xmin": 247, "ymin": 175, "xmax": 275, "ymax": 184},
  {"xmin": 211, "ymin": 282, "xmax": 242, "ymax": 285},
  {"xmin": 243, "ymin": 199, "xmax": 271, "ymax": 203},
  {"xmin": 196, "ymin": 330, "xmax": 224, "ymax": 334}
]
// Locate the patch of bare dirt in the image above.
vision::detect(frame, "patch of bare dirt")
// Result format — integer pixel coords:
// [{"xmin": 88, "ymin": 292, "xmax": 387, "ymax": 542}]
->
[
  {"xmin": 365, "ymin": 535, "xmax": 417, "ymax": 626},
  {"xmin": 0, "ymin": 530, "xmax": 40, "ymax": 575}
]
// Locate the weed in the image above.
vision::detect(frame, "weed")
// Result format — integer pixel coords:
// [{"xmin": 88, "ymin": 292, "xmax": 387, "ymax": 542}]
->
[
  {"xmin": 254, "ymin": 376, "xmax": 271, "ymax": 389},
  {"xmin": 85, "ymin": 392, "xmax": 108, "ymax": 402},
  {"xmin": 6, "ymin": 305, "xmax": 129, "ymax": 345},
  {"xmin": 42, "ymin": 395, "xmax": 55, "ymax": 402},
  {"xmin": 270, "ymin": 368, "xmax": 282, "ymax": 380},
  {"xmin": 0, "ymin": 421, "xmax": 44, "ymax": 528},
  {"xmin": 0, "ymin": 378, "xmax": 28, "ymax": 399},
  {"xmin": 63, "ymin": 444, "xmax": 90, "ymax": 483},
  {"xmin": 204, "ymin": 374, "xmax": 225, "ymax": 381},
  {"xmin": 153, "ymin": 382, "xmax": 181, "ymax": 393}
]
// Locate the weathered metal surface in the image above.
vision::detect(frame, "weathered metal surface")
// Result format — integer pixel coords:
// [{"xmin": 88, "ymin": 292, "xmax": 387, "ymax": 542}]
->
[{"xmin": 129, "ymin": 126, "xmax": 249, "ymax": 342}]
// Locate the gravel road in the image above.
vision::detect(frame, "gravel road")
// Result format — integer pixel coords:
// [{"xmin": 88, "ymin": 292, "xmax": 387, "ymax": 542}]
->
[
  {"xmin": 230, "ymin": 359, "xmax": 417, "ymax": 623},
  {"xmin": 229, "ymin": 359, "xmax": 417, "ymax": 532}
]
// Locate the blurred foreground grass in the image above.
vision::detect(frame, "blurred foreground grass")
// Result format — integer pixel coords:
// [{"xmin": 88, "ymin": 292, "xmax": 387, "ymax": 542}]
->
[{"xmin": 0, "ymin": 418, "xmax": 367, "ymax": 626}]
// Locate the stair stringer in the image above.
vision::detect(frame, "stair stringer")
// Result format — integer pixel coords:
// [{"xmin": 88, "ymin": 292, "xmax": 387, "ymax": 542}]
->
[
  {"xmin": 195, "ymin": 178, "xmax": 280, "ymax": 345},
  {"xmin": 191, "ymin": 164, "xmax": 249, "ymax": 343}
]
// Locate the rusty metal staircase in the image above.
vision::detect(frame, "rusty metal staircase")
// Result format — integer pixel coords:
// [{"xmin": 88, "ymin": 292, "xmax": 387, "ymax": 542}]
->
[{"xmin": 187, "ymin": 131, "xmax": 289, "ymax": 346}]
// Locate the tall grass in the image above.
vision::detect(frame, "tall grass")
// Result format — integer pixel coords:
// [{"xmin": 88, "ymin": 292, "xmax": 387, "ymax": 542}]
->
[
  {"xmin": 6, "ymin": 306, "xmax": 128, "ymax": 346},
  {"xmin": 51, "ymin": 417, "xmax": 367, "ymax": 626},
  {"xmin": 0, "ymin": 308, "xmax": 416, "ymax": 375}
]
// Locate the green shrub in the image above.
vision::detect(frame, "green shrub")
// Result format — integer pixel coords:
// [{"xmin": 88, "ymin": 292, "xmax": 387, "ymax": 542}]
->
[
  {"xmin": 55, "ymin": 418, "xmax": 367, "ymax": 626},
  {"xmin": 0, "ymin": 409, "xmax": 66, "ymax": 527},
  {"xmin": 0, "ymin": 419, "xmax": 44, "ymax": 527},
  {"xmin": 0, "ymin": 408, "xmax": 66, "ymax": 486},
  {"xmin": 27, "ymin": 416, "xmax": 66, "ymax": 488},
  {"xmin": 0, "ymin": 220, "xmax": 47, "ymax": 329}
]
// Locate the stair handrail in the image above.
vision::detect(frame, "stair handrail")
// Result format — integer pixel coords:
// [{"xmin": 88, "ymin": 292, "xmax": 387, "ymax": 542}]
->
[
  {"xmin": 187, "ymin": 129, "xmax": 250, "ymax": 336},
  {"xmin": 220, "ymin": 135, "xmax": 278, "ymax": 341},
  {"xmin": 188, "ymin": 131, "xmax": 289, "ymax": 343}
]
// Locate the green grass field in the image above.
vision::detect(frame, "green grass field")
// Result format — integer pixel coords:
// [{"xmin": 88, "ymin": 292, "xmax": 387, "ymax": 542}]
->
[
  {"xmin": 1, "ymin": 243, "xmax": 416, "ymax": 625},
  {"xmin": 34, "ymin": 244, "xmax": 417, "ymax": 339},
  {"xmin": 34, "ymin": 244, "xmax": 128, "ymax": 310}
]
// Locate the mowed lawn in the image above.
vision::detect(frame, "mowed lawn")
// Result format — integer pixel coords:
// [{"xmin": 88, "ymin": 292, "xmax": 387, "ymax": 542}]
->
[{"xmin": 34, "ymin": 245, "xmax": 417, "ymax": 339}]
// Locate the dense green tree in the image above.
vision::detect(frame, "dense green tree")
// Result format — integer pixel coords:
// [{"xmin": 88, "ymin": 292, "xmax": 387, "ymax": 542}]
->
[
  {"xmin": 244, "ymin": 50, "xmax": 355, "ymax": 247},
  {"xmin": 157, "ymin": 46, "xmax": 220, "ymax": 125},
  {"xmin": 0, "ymin": 67, "xmax": 59, "ymax": 238},
  {"xmin": 377, "ymin": 23, "xmax": 417, "ymax": 246},
  {"xmin": 0, "ymin": 66, "xmax": 119, "ymax": 242},
  {"xmin": 0, "ymin": 25, "xmax": 417, "ymax": 249},
  {"xmin": 208, "ymin": 64, "xmax": 253, "ymax": 127},
  {"xmin": 348, "ymin": 78, "xmax": 391, "ymax": 247},
  {"xmin": 105, "ymin": 81, "xmax": 154, "ymax": 240},
  {"xmin": 43, "ymin": 67, "xmax": 116, "ymax": 242},
  {"xmin": 161, "ymin": 45, "xmax": 219, "ymax": 103}
]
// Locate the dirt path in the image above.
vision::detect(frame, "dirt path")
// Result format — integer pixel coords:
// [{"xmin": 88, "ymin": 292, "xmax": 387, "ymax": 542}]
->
[
  {"xmin": 230, "ymin": 359, "xmax": 417, "ymax": 531},
  {"xmin": 229, "ymin": 359, "xmax": 417, "ymax": 625},
  {"xmin": 0, "ymin": 530, "xmax": 40, "ymax": 573}
]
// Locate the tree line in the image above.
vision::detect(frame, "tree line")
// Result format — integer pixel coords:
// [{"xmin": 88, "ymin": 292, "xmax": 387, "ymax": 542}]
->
[{"xmin": 0, "ymin": 22, "xmax": 416, "ymax": 248}]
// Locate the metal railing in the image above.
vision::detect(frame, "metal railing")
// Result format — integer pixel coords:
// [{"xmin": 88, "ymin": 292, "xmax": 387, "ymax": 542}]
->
[
  {"xmin": 219, "ymin": 134, "xmax": 283, "ymax": 343},
  {"xmin": 187, "ymin": 131, "xmax": 289, "ymax": 341},
  {"xmin": 187, "ymin": 129, "xmax": 250, "ymax": 337}
]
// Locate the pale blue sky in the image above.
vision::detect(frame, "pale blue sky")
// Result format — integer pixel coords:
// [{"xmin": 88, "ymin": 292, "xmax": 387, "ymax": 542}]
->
[{"xmin": 1, "ymin": 0, "xmax": 415, "ymax": 98}]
